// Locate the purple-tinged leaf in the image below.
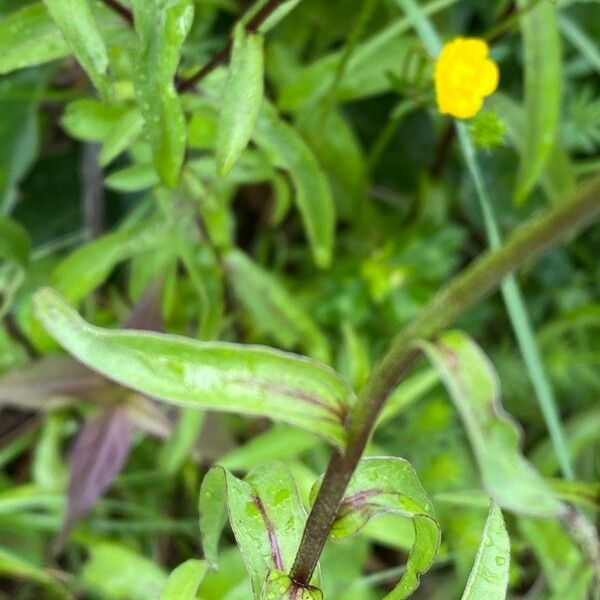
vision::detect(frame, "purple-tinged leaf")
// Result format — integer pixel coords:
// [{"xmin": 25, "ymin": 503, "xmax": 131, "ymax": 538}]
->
[{"xmin": 260, "ymin": 569, "xmax": 323, "ymax": 600}]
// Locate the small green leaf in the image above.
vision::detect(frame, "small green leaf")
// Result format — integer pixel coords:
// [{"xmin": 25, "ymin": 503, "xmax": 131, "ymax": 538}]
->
[
  {"xmin": 33, "ymin": 289, "xmax": 353, "ymax": 447},
  {"xmin": 132, "ymin": 0, "xmax": 193, "ymax": 187},
  {"xmin": 160, "ymin": 559, "xmax": 208, "ymax": 600},
  {"xmin": 0, "ymin": 216, "xmax": 30, "ymax": 268},
  {"xmin": 0, "ymin": 3, "xmax": 70, "ymax": 74},
  {"xmin": 420, "ymin": 331, "xmax": 566, "ymax": 517},
  {"xmin": 43, "ymin": 0, "xmax": 111, "ymax": 97},
  {"xmin": 200, "ymin": 463, "xmax": 314, "ymax": 598},
  {"xmin": 461, "ymin": 502, "xmax": 510, "ymax": 600},
  {"xmin": 312, "ymin": 457, "xmax": 440, "ymax": 600},
  {"xmin": 260, "ymin": 569, "xmax": 323, "ymax": 600},
  {"xmin": 223, "ymin": 248, "xmax": 330, "ymax": 363},
  {"xmin": 216, "ymin": 24, "xmax": 264, "ymax": 176},
  {"xmin": 104, "ymin": 163, "xmax": 160, "ymax": 192},
  {"xmin": 61, "ymin": 100, "xmax": 127, "ymax": 142},
  {"xmin": 158, "ymin": 408, "xmax": 204, "ymax": 476},
  {"xmin": 253, "ymin": 103, "xmax": 335, "ymax": 268},
  {"xmin": 514, "ymin": 0, "xmax": 562, "ymax": 203},
  {"xmin": 100, "ymin": 109, "xmax": 145, "ymax": 166}
]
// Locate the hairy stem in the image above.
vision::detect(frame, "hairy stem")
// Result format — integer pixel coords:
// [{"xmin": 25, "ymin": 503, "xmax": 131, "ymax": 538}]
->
[{"xmin": 290, "ymin": 175, "xmax": 600, "ymax": 584}]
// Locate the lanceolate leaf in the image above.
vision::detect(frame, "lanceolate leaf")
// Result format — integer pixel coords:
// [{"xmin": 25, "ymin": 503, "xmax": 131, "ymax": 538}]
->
[
  {"xmin": 223, "ymin": 249, "xmax": 330, "ymax": 363},
  {"xmin": 420, "ymin": 331, "xmax": 566, "ymax": 517},
  {"xmin": 253, "ymin": 103, "xmax": 334, "ymax": 268},
  {"xmin": 514, "ymin": 0, "xmax": 562, "ymax": 203},
  {"xmin": 43, "ymin": 0, "xmax": 111, "ymax": 98},
  {"xmin": 312, "ymin": 457, "xmax": 440, "ymax": 600},
  {"xmin": 0, "ymin": 4, "xmax": 70, "ymax": 74},
  {"xmin": 58, "ymin": 406, "xmax": 133, "ymax": 548},
  {"xmin": 160, "ymin": 559, "xmax": 208, "ymax": 600},
  {"xmin": 33, "ymin": 288, "xmax": 353, "ymax": 448},
  {"xmin": 199, "ymin": 463, "xmax": 317, "ymax": 599},
  {"xmin": 132, "ymin": 0, "xmax": 193, "ymax": 187},
  {"xmin": 216, "ymin": 24, "xmax": 264, "ymax": 176},
  {"xmin": 260, "ymin": 569, "xmax": 323, "ymax": 600},
  {"xmin": 461, "ymin": 502, "xmax": 510, "ymax": 600}
]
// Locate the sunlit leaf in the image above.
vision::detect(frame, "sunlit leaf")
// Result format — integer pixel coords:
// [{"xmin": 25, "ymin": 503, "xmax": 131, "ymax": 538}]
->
[
  {"xmin": 312, "ymin": 457, "xmax": 440, "ymax": 600},
  {"xmin": 43, "ymin": 0, "xmax": 111, "ymax": 97},
  {"xmin": 420, "ymin": 331, "xmax": 566, "ymax": 517},
  {"xmin": 514, "ymin": 0, "xmax": 562, "ymax": 203},
  {"xmin": 199, "ymin": 463, "xmax": 316, "ymax": 598},
  {"xmin": 253, "ymin": 103, "xmax": 334, "ymax": 268},
  {"xmin": 132, "ymin": 0, "xmax": 193, "ymax": 187},
  {"xmin": 160, "ymin": 559, "xmax": 208, "ymax": 600},
  {"xmin": 216, "ymin": 24, "xmax": 264, "ymax": 176},
  {"xmin": 460, "ymin": 502, "xmax": 510, "ymax": 600},
  {"xmin": 33, "ymin": 288, "xmax": 353, "ymax": 448}
]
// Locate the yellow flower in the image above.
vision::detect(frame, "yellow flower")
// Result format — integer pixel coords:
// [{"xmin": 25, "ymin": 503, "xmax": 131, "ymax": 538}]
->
[{"xmin": 434, "ymin": 37, "xmax": 499, "ymax": 119}]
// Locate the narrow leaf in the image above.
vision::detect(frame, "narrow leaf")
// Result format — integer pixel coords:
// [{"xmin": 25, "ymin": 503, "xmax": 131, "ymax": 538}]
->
[
  {"xmin": 158, "ymin": 408, "xmax": 204, "ymax": 475},
  {"xmin": 33, "ymin": 288, "xmax": 353, "ymax": 448},
  {"xmin": 312, "ymin": 457, "xmax": 440, "ymax": 600},
  {"xmin": 514, "ymin": 0, "xmax": 562, "ymax": 203},
  {"xmin": 57, "ymin": 406, "xmax": 133, "ymax": 548},
  {"xmin": 0, "ymin": 4, "xmax": 70, "ymax": 74},
  {"xmin": 420, "ymin": 331, "xmax": 566, "ymax": 517},
  {"xmin": 200, "ymin": 463, "xmax": 313, "ymax": 598},
  {"xmin": 216, "ymin": 24, "xmax": 264, "ymax": 176},
  {"xmin": 43, "ymin": 0, "xmax": 111, "ymax": 97},
  {"xmin": 223, "ymin": 249, "xmax": 330, "ymax": 363},
  {"xmin": 132, "ymin": 0, "xmax": 193, "ymax": 187},
  {"xmin": 260, "ymin": 569, "xmax": 323, "ymax": 600},
  {"xmin": 253, "ymin": 103, "xmax": 335, "ymax": 268},
  {"xmin": 160, "ymin": 559, "xmax": 208, "ymax": 600},
  {"xmin": 461, "ymin": 502, "xmax": 510, "ymax": 600}
]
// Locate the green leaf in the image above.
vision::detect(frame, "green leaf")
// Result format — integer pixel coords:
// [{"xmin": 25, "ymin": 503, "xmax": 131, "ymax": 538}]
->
[
  {"xmin": 104, "ymin": 163, "xmax": 160, "ymax": 192},
  {"xmin": 61, "ymin": 99, "xmax": 127, "ymax": 142},
  {"xmin": 253, "ymin": 103, "xmax": 335, "ymax": 268},
  {"xmin": 0, "ymin": 216, "xmax": 30, "ymax": 268},
  {"xmin": 260, "ymin": 569, "xmax": 323, "ymax": 600},
  {"xmin": 81, "ymin": 542, "xmax": 167, "ymax": 600},
  {"xmin": 0, "ymin": 3, "xmax": 70, "ymax": 74},
  {"xmin": 158, "ymin": 408, "xmax": 204, "ymax": 475},
  {"xmin": 312, "ymin": 457, "xmax": 440, "ymax": 600},
  {"xmin": 51, "ymin": 218, "xmax": 167, "ymax": 303},
  {"xmin": 200, "ymin": 463, "xmax": 315, "ymax": 598},
  {"xmin": 43, "ymin": 0, "xmax": 111, "ymax": 97},
  {"xmin": 33, "ymin": 288, "xmax": 353, "ymax": 447},
  {"xmin": 460, "ymin": 502, "xmax": 510, "ymax": 600},
  {"xmin": 223, "ymin": 248, "xmax": 330, "ymax": 363},
  {"xmin": 419, "ymin": 331, "xmax": 566, "ymax": 517},
  {"xmin": 216, "ymin": 24, "xmax": 264, "ymax": 176},
  {"xmin": 514, "ymin": 0, "xmax": 562, "ymax": 203},
  {"xmin": 100, "ymin": 109, "xmax": 145, "ymax": 166},
  {"xmin": 132, "ymin": 0, "xmax": 193, "ymax": 187},
  {"xmin": 160, "ymin": 559, "xmax": 208, "ymax": 600}
]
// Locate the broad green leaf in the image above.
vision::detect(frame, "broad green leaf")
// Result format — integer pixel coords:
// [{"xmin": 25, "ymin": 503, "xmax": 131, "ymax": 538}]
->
[
  {"xmin": 82, "ymin": 542, "xmax": 167, "ymax": 600},
  {"xmin": 260, "ymin": 569, "xmax": 323, "ymax": 600},
  {"xmin": 253, "ymin": 103, "xmax": 334, "ymax": 268},
  {"xmin": 200, "ymin": 463, "xmax": 315, "ymax": 598},
  {"xmin": 216, "ymin": 24, "xmax": 264, "ymax": 176},
  {"xmin": 51, "ymin": 218, "xmax": 167, "ymax": 303},
  {"xmin": 420, "ymin": 331, "xmax": 566, "ymax": 517},
  {"xmin": 43, "ymin": 0, "xmax": 111, "ymax": 97},
  {"xmin": 158, "ymin": 408, "xmax": 205, "ymax": 475},
  {"xmin": 312, "ymin": 457, "xmax": 440, "ymax": 600},
  {"xmin": 223, "ymin": 248, "xmax": 330, "ymax": 363},
  {"xmin": 132, "ymin": 0, "xmax": 193, "ymax": 187},
  {"xmin": 33, "ymin": 289, "xmax": 353, "ymax": 447},
  {"xmin": 61, "ymin": 99, "xmax": 127, "ymax": 142},
  {"xmin": 100, "ymin": 109, "xmax": 145, "ymax": 166},
  {"xmin": 0, "ymin": 4, "xmax": 70, "ymax": 74},
  {"xmin": 460, "ymin": 502, "xmax": 509, "ymax": 600},
  {"xmin": 160, "ymin": 559, "xmax": 208, "ymax": 600},
  {"xmin": 514, "ymin": 0, "xmax": 562, "ymax": 203}
]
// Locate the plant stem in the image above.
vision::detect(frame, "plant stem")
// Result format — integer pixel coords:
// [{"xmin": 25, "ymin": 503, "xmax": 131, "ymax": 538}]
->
[
  {"xmin": 177, "ymin": 0, "xmax": 289, "ymax": 92},
  {"xmin": 290, "ymin": 174, "xmax": 600, "ymax": 585},
  {"xmin": 101, "ymin": 0, "xmax": 133, "ymax": 25}
]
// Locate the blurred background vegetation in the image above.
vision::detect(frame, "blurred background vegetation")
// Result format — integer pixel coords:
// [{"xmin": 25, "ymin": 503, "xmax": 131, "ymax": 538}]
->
[{"xmin": 0, "ymin": 0, "xmax": 599, "ymax": 598}]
